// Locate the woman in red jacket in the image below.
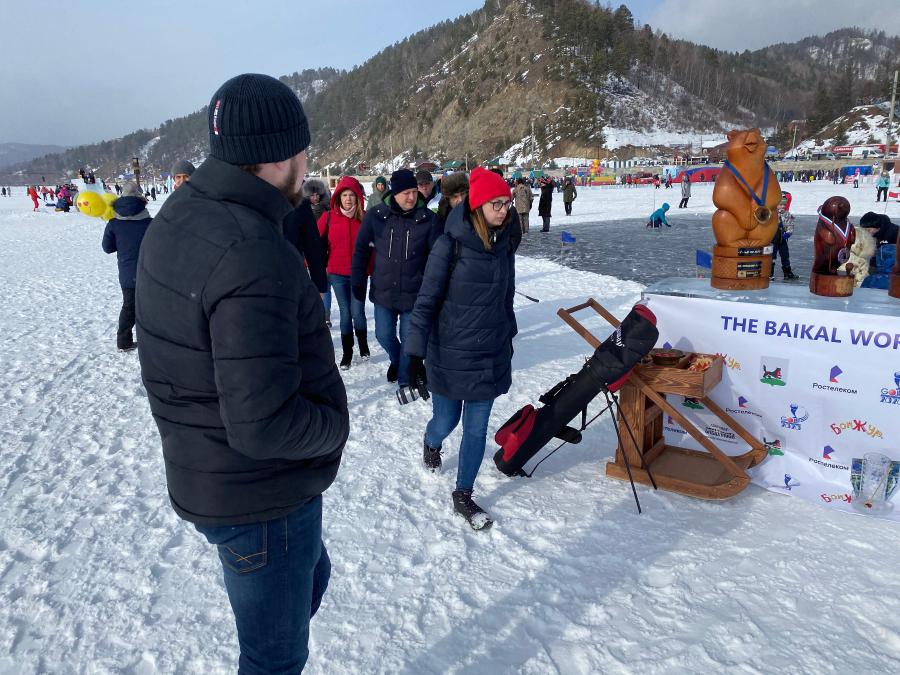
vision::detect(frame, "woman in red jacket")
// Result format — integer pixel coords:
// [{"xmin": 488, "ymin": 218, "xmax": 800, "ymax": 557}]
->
[{"xmin": 318, "ymin": 176, "xmax": 369, "ymax": 369}]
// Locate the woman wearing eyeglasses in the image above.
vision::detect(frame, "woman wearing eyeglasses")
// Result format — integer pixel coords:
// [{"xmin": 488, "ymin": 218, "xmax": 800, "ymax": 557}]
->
[{"xmin": 404, "ymin": 167, "xmax": 517, "ymax": 530}]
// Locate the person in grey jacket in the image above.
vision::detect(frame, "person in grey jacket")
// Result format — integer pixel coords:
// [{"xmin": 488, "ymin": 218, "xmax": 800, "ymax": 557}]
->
[{"xmin": 678, "ymin": 173, "xmax": 691, "ymax": 208}]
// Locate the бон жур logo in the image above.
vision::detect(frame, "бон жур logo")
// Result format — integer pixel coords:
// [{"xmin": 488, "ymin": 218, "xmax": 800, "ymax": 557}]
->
[
  {"xmin": 760, "ymin": 357, "xmax": 788, "ymax": 387},
  {"xmin": 780, "ymin": 403, "xmax": 809, "ymax": 430},
  {"xmin": 881, "ymin": 371, "xmax": 900, "ymax": 406},
  {"xmin": 812, "ymin": 365, "xmax": 858, "ymax": 395}
]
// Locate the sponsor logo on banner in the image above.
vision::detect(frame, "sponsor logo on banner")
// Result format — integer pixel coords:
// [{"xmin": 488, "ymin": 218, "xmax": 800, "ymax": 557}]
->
[
  {"xmin": 820, "ymin": 493, "xmax": 852, "ymax": 504},
  {"xmin": 780, "ymin": 403, "xmax": 809, "ymax": 430},
  {"xmin": 715, "ymin": 352, "xmax": 742, "ymax": 370},
  {"xmin": 664, "ymin": 415, "xmax": 685, "ymax": 435},
  {"xmin": 704, "ymin": 422, "xmax": 738, "ymax": 444},
  {"xmin": 881, "ymin": 371, "xmax": 900, "ymax": 405},
  {"xmin": 763, "ymin": 436, "xmax": 784, "ymax": 456},
  {"xmin": 760, "ymin": 357, "xmax": 788, "ymax": 387},
  {"xmin": 829, "ymin": 419, "xmax": 885, "ymax": 440},
  {"xmin": 726, "ymin": 395, "xmax": 762, "ymax": 419},
  {"xmin": 812, "ymin": 364, "xmax": 858, "ymax": 395},
  {"xmin": 809, "ymin": 445, "xmax": 850, "ymax": 471},
  {"xmin": 682, "ymin": 397, "xmax": 704, "ymax": 410}
]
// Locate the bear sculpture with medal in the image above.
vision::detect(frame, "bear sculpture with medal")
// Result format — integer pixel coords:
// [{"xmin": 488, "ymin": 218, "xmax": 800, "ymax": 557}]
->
[
  {"xmin": 710, "ymin": 128, "xmax": 782, "ymax": 290},
  {"xmin": 810, "ymin": 196, "xmax": 856, "ymax": 297}
]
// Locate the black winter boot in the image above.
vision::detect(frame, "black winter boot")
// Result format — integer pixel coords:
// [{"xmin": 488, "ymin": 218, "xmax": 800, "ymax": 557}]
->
[
  {"xmin": 782, "ymin": 266, "xmax": 799, "ymax": 280},
  {"xmin": 339, "ymin": 334, "xmax": 354, "ymax": 370},
  {"xmin": 355, "ymin": 329, "xmax": 370, "ymax": 360},
  {"xmin": 423, "ymin": 440, "xmax": 442, "ymax": 472},
  {"xmin": 387, "ymin": 362, "xmax": 398, "ymax": 382},
  {"xmin": 452, "ymin": 489, "xmax": 493, "ymax": 530}
]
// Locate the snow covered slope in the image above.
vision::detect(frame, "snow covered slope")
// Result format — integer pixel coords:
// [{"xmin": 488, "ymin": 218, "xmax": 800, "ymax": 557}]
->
[{"xmin": 1, "ymin": 188, "xmax": 899, "ymax": 673}]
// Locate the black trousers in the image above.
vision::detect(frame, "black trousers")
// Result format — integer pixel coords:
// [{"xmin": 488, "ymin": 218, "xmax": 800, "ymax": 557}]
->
[
  {"xmin": 117, "ymin": 287, "xmax": 136, "ymax": 348},
  {"xmin": 771, "ymin": 231, "xmax": 791, "ymax": 269},
  {"xmin": 541, "ymin": 216, "xmax": 550, "ymax": 231},
  {"xmin": 877, "ymin": 187, "xmax": 888, "ymax": 202},
  {"xmin": 564, "ymin": 201, "xmax": 572, "ymax": 215},
  {"xmin": 679, "ymin": 197, "xmax": 689, "ymax": 208}
]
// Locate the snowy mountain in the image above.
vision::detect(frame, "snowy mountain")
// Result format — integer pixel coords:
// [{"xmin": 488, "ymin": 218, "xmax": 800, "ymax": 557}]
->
[
  {"xmin": 0, "ymin": 142, "xmax": 66, "ymax": 169},
  {"xmin": 1, "ymin": 1, "xmax": 896, "ymax": 181},
  {"xmin": 788, "ymin": 103, "xmax": 894, "ymax": 156}
]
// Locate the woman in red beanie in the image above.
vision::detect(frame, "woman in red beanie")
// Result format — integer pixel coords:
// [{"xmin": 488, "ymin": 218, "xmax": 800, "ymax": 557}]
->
[{"xmin": 404, "ymin": 167, "xmax": 517, "ymax": 530}]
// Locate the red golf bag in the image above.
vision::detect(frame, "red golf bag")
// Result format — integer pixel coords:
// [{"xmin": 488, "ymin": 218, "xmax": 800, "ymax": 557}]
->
[{"xmin": 493, "ymin": 304, "xmax": 658, "ymax": 477}]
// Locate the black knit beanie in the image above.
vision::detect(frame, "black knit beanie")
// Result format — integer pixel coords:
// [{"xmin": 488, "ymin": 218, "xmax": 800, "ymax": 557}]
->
[
  {"xmin": 208, "ymin": 73, "xmax": 310, "ymax": 165},
  {"xmin": 390, "ymin": 169, "xmax": 417, "ymax": 194}
]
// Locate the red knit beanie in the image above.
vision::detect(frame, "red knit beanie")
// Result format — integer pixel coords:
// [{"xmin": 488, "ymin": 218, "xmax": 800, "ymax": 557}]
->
[{"xmin": 468, "ymin": 166, "xmax": 511, "ymax": 210}]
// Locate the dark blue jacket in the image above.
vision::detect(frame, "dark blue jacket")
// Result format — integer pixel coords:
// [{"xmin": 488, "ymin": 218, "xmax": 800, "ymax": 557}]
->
[
  {"xmin": 101, "ymin": 196, "xmax": 152, "ymax": 288},
  {"xmin": 405, "ymin": 203, "xmax": 516, "ymax": 400},
  {"xmin": 135, "ymin": 157, "xmax": 348, "ymax": 526},
  {"xmin": 351, "ymin": 194, "xmax": 441, "ymax": 312}
]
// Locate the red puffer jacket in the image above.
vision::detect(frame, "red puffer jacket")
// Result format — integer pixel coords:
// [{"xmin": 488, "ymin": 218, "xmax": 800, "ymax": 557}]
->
[{"xmin": 318, "ymin": 176, "xmax": 366, "ymax": 277}]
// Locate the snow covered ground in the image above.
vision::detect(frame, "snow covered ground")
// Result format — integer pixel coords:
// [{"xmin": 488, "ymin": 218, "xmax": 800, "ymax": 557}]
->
[{"xmin": 2, "ymin": 184, "xmax": 900, "ymax": 673}]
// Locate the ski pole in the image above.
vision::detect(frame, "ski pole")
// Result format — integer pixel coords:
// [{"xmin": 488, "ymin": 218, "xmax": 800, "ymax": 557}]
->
[{"xmin": 515, "ymin": 290, "xmax": 540, "ymax": 303}]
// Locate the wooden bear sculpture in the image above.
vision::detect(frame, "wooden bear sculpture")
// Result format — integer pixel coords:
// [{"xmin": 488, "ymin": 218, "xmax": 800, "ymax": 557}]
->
[
  {"xmin": 709, "ymin": 128, "xmax": 782, "ymax": 290},
  {"xmin": 712, "ymin": 128, "xmax": 782, "ymax": 247},
  {"xmin": 810, "ymin": 196, "xmax": 856, "ymax": 297}
]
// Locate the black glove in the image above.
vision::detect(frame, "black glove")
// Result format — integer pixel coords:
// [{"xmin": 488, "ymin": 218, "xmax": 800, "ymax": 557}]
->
[
  {"xmin": 352, "ymin": 284, "xmax": 366, "ymax": 302},
  {"xmin": 407, "ymin": 356, "xmax": 426, "ymax": 388}
]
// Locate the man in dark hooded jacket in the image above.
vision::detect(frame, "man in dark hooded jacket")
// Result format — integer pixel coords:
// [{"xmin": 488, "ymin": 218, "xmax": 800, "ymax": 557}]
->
[
  {"xmin": 351, "ymin": 168, "xmax": 441, "ymax": 386},
  {"xmin": 102, "ymin": 182, "xmax": 152, "ymax": 351},
  {"xmin": 135, "ymin": 73, "xmax": 348, "ymax": 673}
]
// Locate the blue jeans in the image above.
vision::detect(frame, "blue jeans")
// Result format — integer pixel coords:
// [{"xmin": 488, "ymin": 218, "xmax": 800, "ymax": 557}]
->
[
  {"xmin": 195, "ymin": 496, "xmax": 331, "ymax": 674},
  {"xmin": 374, "ymin": 304, "xmax": 412, "ymax": 385},
  {"xmin": 322, "ymin": 279, "xmax": 332, "ymax": 321},
  {"xmin": 329, "ymin": 274, "xmax": 366, "ymax": 334},
  {"xmin": 425, "ymin": 393, "xmax": 495, "ymax": 491}
]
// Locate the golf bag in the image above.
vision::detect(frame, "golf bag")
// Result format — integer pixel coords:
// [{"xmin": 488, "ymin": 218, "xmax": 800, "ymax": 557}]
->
[{"xmin": 493, "ymin": 304, "xmax": 659, "ymax": 477}]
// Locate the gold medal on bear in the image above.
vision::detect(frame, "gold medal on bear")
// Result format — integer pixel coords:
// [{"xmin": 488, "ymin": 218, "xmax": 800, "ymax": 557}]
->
[{"xmin": 753, "ymin": 206, "xmax": 771, "ymax": 224}]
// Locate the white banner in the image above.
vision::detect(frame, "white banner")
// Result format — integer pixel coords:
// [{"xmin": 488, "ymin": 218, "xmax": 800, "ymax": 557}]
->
[{"xmin": 643, "ymin": 288, "xmax": 900, "ymax": 521}]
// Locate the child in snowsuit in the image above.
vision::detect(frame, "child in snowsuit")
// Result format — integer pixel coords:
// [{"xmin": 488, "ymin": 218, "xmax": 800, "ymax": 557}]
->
[{"xmin": 647, "ymin": 203, "xmax": 670, "ymax": 228}]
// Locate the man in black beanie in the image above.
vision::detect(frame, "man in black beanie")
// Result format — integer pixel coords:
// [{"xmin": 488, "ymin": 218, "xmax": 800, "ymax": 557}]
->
[
  {"xmin": 136, "ymin": 73, "xmax": 348, "ymax": 673},
  {"xmin": 351, "ymin": 168, "xmax": 440, "ymax": 385}
]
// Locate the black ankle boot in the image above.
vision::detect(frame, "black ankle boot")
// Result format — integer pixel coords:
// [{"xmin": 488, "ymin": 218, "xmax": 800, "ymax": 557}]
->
[
  {"xmin": 423, "ymin": 441, "xmax": 442, "ymax": 472},
  {"xmin": 339, "ymin": 334, "xmax": 353, "ymax": 370},
  {"xmin": 355, "ymin": 329, "xmax": 370, "ymax": 360},
  {"xmin": 783, "ymin": 266, "xmax": 799, "ymax": 280},
  {"xmin": 452, "ymin": 489, "xmax": 493, "ymax": 530},
  {"xmin": 386, "ymin": 362, "xmax": 398, "ymax": 382}
]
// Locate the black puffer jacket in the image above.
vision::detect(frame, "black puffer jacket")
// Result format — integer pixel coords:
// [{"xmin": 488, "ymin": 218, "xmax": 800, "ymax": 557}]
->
[
  {"xmin": 351, "ymin": 193, "xmax": 441, "ymax": 312},
  {"xmin": 101, "ymin": 195, "xmax": 151, "ymax": 288},
  {"xmin": 405, "ymin": 203, "xmax": 516, "ymax": 400},
  {"xmin": 135, "ymin": 157, "xmax": 348, "ymax": 526}
]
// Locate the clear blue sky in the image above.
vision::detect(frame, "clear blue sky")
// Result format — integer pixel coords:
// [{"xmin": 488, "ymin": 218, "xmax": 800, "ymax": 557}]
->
[{"xmin": 1, "ymin": 0, "xmax": 893, "ymax": 146}]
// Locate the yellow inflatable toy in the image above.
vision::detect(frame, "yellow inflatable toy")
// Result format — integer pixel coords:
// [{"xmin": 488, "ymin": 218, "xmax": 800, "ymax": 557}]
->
[
  {"xmin": 76, "ymin": 191, "xmax": 107, "ymax": 218},
  {"xmin": 101, "ymin": 193, "xmax": 117, "ymax": 220}
]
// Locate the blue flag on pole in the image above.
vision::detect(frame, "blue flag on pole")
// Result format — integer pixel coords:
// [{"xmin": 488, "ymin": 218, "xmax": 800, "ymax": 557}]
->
[{"xmin": 695, "ymin": 250, "xmax": 712, "ymax": 268}]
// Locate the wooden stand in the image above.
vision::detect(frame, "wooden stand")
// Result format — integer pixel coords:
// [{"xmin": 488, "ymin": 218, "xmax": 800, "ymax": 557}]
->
[
  {"xmin": 557, "ymin": 299, "xmax": 767, "ymax": 501},
  {"xmin": 809, "ymin": 271, "xmax": 854, "ymax": 297},
  {"xmin": 890, "ymin": 272, "xmax": 900, "ymax": 299},
  {"xmin": 710, "ymin": 245, "xmax": 772, "ymax": 291}
]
